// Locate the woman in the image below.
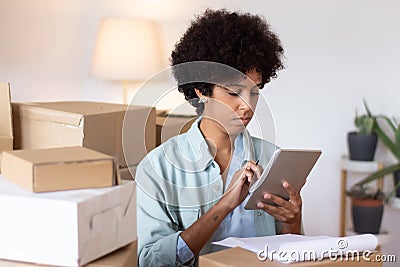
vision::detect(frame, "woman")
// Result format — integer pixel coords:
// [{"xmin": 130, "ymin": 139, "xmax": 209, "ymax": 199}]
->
[{"xmin": 136, "ymin": 9, "xmax": 302, "ymax": 266}]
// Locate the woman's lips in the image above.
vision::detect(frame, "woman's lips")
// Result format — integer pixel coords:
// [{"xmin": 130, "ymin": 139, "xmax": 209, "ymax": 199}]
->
[
  {"xmin": 232, "ymin": 117, "xmax": 251, "ymax": 125},
  {"xmin": 240, "ymin": 117, "xmax": 251, "ymax": 125}
]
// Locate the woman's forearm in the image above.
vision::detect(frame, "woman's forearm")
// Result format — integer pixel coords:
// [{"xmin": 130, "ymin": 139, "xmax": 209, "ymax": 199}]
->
[{"xmin": 180, "ymin": 200, "xmax": 231, "ymax": 257}]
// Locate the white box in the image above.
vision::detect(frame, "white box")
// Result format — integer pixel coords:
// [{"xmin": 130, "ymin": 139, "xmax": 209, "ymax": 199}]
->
[{"xmin": 0, "ymin": 176, "xmax": 136, "ymax": 267}]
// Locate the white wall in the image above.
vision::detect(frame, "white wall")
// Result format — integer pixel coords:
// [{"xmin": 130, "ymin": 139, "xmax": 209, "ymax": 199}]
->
[{"xmin": 1, "ymin": 0, "xmax": 399, "ymax": 264}]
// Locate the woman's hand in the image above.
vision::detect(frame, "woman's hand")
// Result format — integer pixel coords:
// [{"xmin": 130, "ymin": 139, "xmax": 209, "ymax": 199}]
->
[
  {"xmin": 219, "ymin": 160, "xmax": 262, "ymax": 212},
  {"xmin": 180, "ymin": 160, "xmax": 263, "ymax": 258},
  {"xmin": 256, "ymin": 181, "xmax": 302, "ymax": 234}
]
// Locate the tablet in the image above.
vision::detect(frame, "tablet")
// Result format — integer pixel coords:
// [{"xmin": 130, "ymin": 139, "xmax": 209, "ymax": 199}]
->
[{"xmin": 244, "ymin": 149, "xmax": 321, "ymax": 210}]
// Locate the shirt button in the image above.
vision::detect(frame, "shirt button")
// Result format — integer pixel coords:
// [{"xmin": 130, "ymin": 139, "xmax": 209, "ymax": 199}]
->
[
  {"xmin": 257, "ymin": 211, "xmax": 262, "ymax": 216},
  {"xmin": 213, "ymin": 185, "xmax": 220, "ymax": 191}
]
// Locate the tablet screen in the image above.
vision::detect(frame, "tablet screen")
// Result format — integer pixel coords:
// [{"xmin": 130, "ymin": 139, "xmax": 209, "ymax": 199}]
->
[{"xmin": 244, "ymin": 149, "xmax": 321, "ymax": 210}]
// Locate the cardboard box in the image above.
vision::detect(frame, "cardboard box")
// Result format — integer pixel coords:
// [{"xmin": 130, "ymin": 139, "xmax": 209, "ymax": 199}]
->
[
  {"xmin": 86, "ymin": 240, "xmax": 137, "ymax": 267},
  {"xmin": 1, "ymin": 146, "xmax": 117, "ymax": 192},
  {"xmin": 0, "ymin": 137, "xmax": 13, "ymax": 153},
  {"xmin": 0, "ymin": 240, "xmax": 138, "ymax": 267},
  {"xmin": 119, "ymin": 165, "xmax": 136, "ymax": 180},
  {"xmin": 156, "ymin": 115, "xmax": 196, "ymax": 146},
  {"xmin": 199, "ymin": 247, "xmax": 382, "ymax": 267},
  {"xmin": 12, "ymin": 101, "xmax": 156, "ymax": 168},
  {"xmin": 0, "ymin": 176, "xmax": 136, "ymax": 267},
  {"xmin": 0, "ymin": 82, "xmax": 13, "ymax": 174}
]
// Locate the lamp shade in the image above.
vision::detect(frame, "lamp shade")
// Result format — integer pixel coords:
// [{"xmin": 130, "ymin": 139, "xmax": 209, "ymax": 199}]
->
[{"xmin": 91, "ymin": 18, "xmax": 162, "ymax": 81}]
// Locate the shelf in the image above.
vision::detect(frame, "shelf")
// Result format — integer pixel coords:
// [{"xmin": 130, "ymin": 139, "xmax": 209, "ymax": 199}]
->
[
  {"xmin": 388, "ymin": 197, "xmax": 400, "ymax": 209},
  {"xmin": 339, "ymin": 157, "xmax": 385, "ymax": 237},
  {"xmin": 341, "ymin": 156, "xmax": 382, "ymax": 173}
]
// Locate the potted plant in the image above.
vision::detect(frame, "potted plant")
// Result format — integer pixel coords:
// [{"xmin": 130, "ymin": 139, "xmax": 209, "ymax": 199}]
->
[
  {"xmin": 347, "ymin": 101, "xmax": 377, "ymax": 161},
  {"xmin": 359, "ymin": 103, "xmax": 400, "ymax": 198},
  {"xmin": 346, "ymin": 185, "xmax": 384, "ymax": 234},
  {"xmin": 347, "ymin": 102, "xmax": 400, "ymax": 234}
]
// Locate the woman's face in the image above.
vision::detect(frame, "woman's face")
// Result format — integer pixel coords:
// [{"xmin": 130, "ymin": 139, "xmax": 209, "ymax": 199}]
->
[{"xmin": 202, "ymin": 69, "xmax": 263, "ymax": 136}]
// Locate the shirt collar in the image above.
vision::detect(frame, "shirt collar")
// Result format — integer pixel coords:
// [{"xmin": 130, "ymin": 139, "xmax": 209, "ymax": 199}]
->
[
  {"xmin": 186, "ymin": 117, "xmax": 256, "ymax": 170},
  {"xmin": 186, "ymin": 117, "xmax": 214, "ymax": 170},
  {"xmin": 242, "ymin": 129, "xmax": 256, "ymax": 163}
]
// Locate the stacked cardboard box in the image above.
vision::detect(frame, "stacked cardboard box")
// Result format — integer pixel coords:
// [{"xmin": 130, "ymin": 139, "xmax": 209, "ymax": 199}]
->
[
  {"xmin": 0, "ymin": 176, "xmax": 137, "ymax": 266},
  {"xmin": 0, "ymin": 82, "xmax": 13, "ymax": 173},
  {"xmin": 0, "ymin": 94, "xmax": 143, "ymax": 265},
  {"xmin": 12, "ymin": 101, "xmax": 156, "ymax": 171},
  {"xmin": 118, "ymin": 114, "xmax": 196, "ymax": 180},
  {"xmin": 1, "ymin": 146, "xmax": 118, "ymax": 192},
  {"xmin": 156, "ymin": 115, "xmax": 196, "ymax": 146},
  {"xmin": 118, "ymin": 165, "xmax": 136, "ymax": 181}
]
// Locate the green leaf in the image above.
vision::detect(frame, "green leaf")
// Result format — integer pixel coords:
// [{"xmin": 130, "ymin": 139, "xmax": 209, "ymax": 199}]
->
[
  {"xmin": 374, "ymin": 121, "xmax": 400, "ymax": 161},
  {"xmin": 356, "ymin": 164, "xmax": 400, "ymax": 186},
  {"xmin": 363, "ymin": 99, "xmax": 372, "ymax": 117},
  {"xmin": 395, "ymin": 126, "xmax": 400, "ymax": 149},
  {"xmin": 376, "ymin": 115, "xmax": 397, "ymax": 132}
]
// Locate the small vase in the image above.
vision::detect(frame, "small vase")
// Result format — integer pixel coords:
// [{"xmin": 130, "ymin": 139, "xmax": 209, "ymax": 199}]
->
[
  {"xmin": 347, "ymin": 132, "xmax": 377, "ymax": 161},
  {"xmin": 352, "ymin": 198, "xmax": 383, "ymax": 234}
]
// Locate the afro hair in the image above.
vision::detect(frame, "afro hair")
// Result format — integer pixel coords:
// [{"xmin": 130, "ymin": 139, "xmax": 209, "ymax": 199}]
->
[{"xmin": 171, "ymin": 9, "xmax": 285, "ymax": 114}]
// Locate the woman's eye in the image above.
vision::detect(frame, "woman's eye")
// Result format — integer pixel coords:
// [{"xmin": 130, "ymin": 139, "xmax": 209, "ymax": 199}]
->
[
  {"xmin": 228, "ymin": 92, "xmax": 239, "ymax": 96},
  {"xmin": 251, "ymin": 92, "xmax": 260, "ymax": 96}
]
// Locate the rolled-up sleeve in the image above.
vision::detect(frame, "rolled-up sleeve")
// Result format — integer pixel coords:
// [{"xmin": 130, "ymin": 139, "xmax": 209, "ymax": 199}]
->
[{"xmin": 176, "ymin": 235, "xmax": 195, "ymax": 264}]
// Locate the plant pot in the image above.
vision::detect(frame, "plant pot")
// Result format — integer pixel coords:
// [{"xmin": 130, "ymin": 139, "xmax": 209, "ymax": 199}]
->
[
  {"xmin": 394, "ymin": 170, "xmax": 400, "ymax": 198},
  {"xmin": 347, "ymin": 132, "xmax": 377, "ymax": 161},
  {"xmin": 351, "ymin": 198, "xmax": 383, "ymax": 234}
]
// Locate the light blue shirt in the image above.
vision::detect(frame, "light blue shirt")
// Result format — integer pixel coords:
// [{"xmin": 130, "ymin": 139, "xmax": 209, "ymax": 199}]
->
[
  {"xmin": 136, "ymin": 118, "xmax": 280, "ymax": 267},
  {"xmin": 176, "ymin": 134, "xmax": 256, "ymax": 263},
  {"xmin": 210, "ymin": 133, "xmax": 257, "ymax": 251}
]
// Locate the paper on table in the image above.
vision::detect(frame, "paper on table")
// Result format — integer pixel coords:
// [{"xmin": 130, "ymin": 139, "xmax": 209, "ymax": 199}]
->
[{"xmin": 212, "ymin": 234, "xmax": 378, "ymax": 263}]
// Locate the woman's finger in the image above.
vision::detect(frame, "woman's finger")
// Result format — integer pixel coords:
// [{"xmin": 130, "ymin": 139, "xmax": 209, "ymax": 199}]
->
[
  {"xmin": 231, "ymin": 169, "xmax": 253, "ymax": 187},
  {"xmin": 263, "ymin": 193, "xmax": 292, "ymax": 210},
  {"xmin": 248, "ymin": 164, "xmax": 263, "ymax": 179},
  {"xmin": 257, "ymin": 202, "xmax": 297, "ymax": 223},
  {"xmin": 244, "ymin": 169, "xmax": 255, "ymax": 183},
  {"xmin": 282, "ymin": 181, "xmax": 302, "ymax": 205}
]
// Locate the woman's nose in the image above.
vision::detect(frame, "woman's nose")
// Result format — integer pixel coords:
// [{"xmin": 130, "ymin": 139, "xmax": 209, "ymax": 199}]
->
[{"xmin": 238, "ymin": 94, "xmax": 253, "ymax": 111}]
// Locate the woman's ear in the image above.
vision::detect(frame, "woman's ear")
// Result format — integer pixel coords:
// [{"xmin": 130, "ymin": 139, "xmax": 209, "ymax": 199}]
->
[{"xmin": 194, "ymin": 88, "xmax": 203, "ymax": 98}]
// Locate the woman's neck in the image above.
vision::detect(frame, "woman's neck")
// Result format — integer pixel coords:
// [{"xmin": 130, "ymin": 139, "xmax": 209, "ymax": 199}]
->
[
  {"xmin": 199, "ymin": 117, "xmax": 236, "ymax": 154},
  {"xmin": 199, "ymin": 118, "xmax": 237, "ymax": 179}
]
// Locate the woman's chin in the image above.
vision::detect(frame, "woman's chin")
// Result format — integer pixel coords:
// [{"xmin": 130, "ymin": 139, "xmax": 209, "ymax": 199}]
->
[{"xmin": 227, "ymin": 124, "xmax": 246, "ymax": 136}]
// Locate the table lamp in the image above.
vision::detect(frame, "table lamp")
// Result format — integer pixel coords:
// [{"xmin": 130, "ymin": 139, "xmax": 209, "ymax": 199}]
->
[{"xmin": 91, "ymin": 18, "xmax": 162, "ymax": 104}]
